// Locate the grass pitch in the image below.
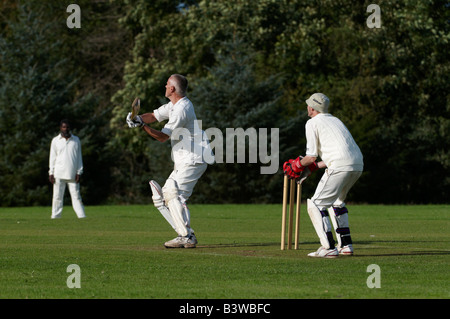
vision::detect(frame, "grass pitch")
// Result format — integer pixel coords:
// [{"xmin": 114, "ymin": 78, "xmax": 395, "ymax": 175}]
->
[{"xmin": 0, "ymin": 204, "xmax": 448, "ymax": 299}]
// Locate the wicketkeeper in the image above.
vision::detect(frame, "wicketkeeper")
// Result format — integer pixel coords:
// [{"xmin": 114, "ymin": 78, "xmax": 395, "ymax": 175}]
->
[
  {"xmin": 126, "ymin": 74, "xmax": 214, "ymax": 248},
  {"xmin": 283, "ymin": 93, "xmax": 363, "ymax": 258}
]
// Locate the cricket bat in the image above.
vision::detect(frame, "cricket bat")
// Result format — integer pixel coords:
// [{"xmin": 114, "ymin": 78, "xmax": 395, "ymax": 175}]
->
[{"xmin": 130, "ymin": 97, "xmax": 140, "ymax": 120}]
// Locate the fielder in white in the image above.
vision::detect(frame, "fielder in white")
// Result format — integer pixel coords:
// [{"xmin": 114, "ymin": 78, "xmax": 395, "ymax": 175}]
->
[
  {"xmin": 126, "ymin": 74, "xmax": 213, "ymax": 248},
  {"xmin": 283, "ymin": 93, "xmax": 363, "ymax": 258},
  {"xmin": 49, "ymin": 119, "xmax": 86, "ymax": 219}
]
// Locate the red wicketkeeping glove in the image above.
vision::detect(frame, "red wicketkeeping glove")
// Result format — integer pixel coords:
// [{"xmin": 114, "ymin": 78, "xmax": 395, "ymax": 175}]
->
[
  {"xmin": 283, "ymin": 160, "xmax": 299, "ymax": 179},
  {"xmin": 291, "ymin": 157, "xmax": 304, "ymax": 173},
  {"xmin": 283, "ymin": 157, "xmax": 304, "ymax": 179},
  {"xmin": 308, "ymin": 161, "xmax": 319, "ymax": 174}
]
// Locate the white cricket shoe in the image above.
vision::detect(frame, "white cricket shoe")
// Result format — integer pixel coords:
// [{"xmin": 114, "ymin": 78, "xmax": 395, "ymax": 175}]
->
[
  {"xmin": 338, "ymin": 244, "xmax": 353, "ymax": 256},
  {"xmin": 189, "ymin": 232, "xmax": 198, "ymax": 245},
  {"xmin": 183, "ymin": 235, "xmax": 197, "ymax": 249},
  {"xmin": 307, "ymin": 246, "xmax": 339, "ymax": 258},
  {"xmin": 164, "ymin": 236, "xmax": 184, "ymax": 248},
  {"xmin": 164, "ymin": 235, "xmax": 197, "ymax": 249}
]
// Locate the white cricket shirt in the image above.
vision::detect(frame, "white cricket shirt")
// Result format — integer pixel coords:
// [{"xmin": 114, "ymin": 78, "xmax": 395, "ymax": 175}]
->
[
  {"xmin": 305, "ymin": 113, "xmax": 363, "ymax": 171},
  {"xmin": 154, "ymin": 97, "xmax": 214, "ymax": 167},
  {"xmin": 49, "ymin": 134, "xmax": 84, "ymax": 180}
]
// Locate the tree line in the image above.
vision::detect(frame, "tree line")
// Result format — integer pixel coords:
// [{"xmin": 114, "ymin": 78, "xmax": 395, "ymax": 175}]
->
[{"xmin": 0, "ymin": 0, "xmax": 448, "ymax": 206}]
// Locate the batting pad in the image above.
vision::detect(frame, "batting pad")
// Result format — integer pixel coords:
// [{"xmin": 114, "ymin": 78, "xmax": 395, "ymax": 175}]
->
[
  {"xmin": 163, "ymin": 179, "xmax": 188, "ymax": 237},
  {"xmin": 328, "ymin": 207, "xmax": 350, "ymax": 248},
  {"xmin": 149, "ymin": 180, "xmax": 177, "ymax": 231},
  {"xmin": 307, "ymin": 199, "xmax": 332, "ymax": 249}
]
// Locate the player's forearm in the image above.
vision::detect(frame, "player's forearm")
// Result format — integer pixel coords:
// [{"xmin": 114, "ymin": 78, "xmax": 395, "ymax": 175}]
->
[
  {"xmin": 140, "ymin": 113, "xmax": 157, "ymax": 124},
  {"xmin": 301, "ymin": 157, "xmax": 326, "ymax": 169},
  {"xmin": 300, "ymin": 156, "xmax": 317, "ymax": 167},
  {"xmin": 142, "ymin": 125, "xmax": 169, "ymax": 142}
]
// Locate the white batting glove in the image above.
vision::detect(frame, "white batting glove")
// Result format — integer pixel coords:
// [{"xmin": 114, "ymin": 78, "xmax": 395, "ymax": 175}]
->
[
  {"xmin": 126, "ymin": 112, "xmax": 137, "ymax": 128},
  {"xmin": 126, "ymin": 112, "xmax": 144, "ymax": 128},
  {"xmin": 133, "ymin": 115, "xmax": 144, "ymax": 127}
]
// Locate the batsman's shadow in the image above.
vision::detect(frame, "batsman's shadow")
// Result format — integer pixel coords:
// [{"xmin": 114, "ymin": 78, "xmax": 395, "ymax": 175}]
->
[
  {"xmin": 196, "ymin": 242, "xmax": 317, "ymax": 249},
  {"xmin": 197, "ymin": 241, "xmax": 450, "ymax": 257},
  {"xmin": 342, "ymin": 240, "xmax": 450, "ymax": 257},
  {"xmin": 196, "ymin": 242, "xmax": 278, "ymax": 249},
  {"xmin": 352, "ymin": 250, "xmax": 450, "ymax": 257}
]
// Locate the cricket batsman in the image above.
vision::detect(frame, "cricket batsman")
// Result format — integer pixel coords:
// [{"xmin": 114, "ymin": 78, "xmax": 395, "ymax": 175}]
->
[
  {"xmin": 283, "ymin": 93, "xmax": 363, "ymax": 258},
  {"xmin": 126, "ymin": 74, "xmax": 214, "ymax": 248}
]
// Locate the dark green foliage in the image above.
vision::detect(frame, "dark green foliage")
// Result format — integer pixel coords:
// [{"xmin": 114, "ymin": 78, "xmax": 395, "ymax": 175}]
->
[
  {"xmin": 0, "ymin": 1, "xmax": 127, "ymax": 206},
  {"xmin": 0, "ymin": 0, "xmax": 448, "ymax": 205},
  {"xmin": 0, "ymin": 5, "xmax": 80, "ymax": 205},
  {"xmin": 189, "ymin": 40, "xmax": 286, "ymax": 203}
]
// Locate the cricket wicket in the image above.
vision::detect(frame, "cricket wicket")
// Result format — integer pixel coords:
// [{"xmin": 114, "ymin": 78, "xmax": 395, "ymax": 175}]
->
[{"xmin": 281, "ymin": 175, "xmax": 302, "ymax": 250}]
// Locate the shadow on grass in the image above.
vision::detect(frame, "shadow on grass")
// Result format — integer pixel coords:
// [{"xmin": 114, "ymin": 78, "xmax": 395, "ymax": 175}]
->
[
  {"xmin": 197, "ymin": 242, "xmax": 280, "ymax": 248},
  {"xmin": 353, "ymin": 250, "xmax": 450, "ymax": 257},
  {"xmin": 353, "ymin": 240, "xmax": 450, "ymax": 257},
  {"xmin": 197, "ymin": 241, "xmax": 318, "ymax": 249},
  {"xmin": 196, "ymin": 241, "xmax": 450, "ymax": 257}
]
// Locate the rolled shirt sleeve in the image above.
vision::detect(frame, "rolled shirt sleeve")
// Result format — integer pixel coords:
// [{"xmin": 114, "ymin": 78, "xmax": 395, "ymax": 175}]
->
[
  {"xmin": 153, "ymin": 103, "xmax": 170, "ymax": 122},
  {"xmin": 305, "ymin": 121, "xmax": 319, "ymax": 158}
]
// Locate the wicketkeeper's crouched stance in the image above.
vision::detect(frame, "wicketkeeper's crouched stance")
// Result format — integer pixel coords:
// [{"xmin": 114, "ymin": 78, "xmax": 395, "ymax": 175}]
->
[
  {"xmin": 284, "ymin": 93, "xmax": 363, "ymax": 258},
  {"xmin": 126, "ymin": 74, "xmax": 214, "ymax": 248}
]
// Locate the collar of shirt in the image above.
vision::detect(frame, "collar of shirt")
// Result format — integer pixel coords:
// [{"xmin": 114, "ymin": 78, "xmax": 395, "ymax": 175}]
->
[{"xmin": 58, "ymin": 134, "xmax": 72, "ymax": 140}]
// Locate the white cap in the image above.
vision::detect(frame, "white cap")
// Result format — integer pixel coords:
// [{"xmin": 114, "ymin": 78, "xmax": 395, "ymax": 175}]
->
[{"xmin": 305, "ymin": 93, "xmax": 330, "ymax": 113}]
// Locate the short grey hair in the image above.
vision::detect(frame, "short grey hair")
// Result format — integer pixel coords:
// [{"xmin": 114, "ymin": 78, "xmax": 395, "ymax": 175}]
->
[{"xmin": 170, "ymin": 74, "xmax": 188, "ymax": 96}]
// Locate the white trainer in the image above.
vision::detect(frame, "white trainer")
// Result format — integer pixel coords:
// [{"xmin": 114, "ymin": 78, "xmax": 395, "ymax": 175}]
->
[
  {"xmin": 338, "ymin": 244, "xmax": 354, "ymax": 256},
  {"xmin": 307, "ymin": 246, "xmax": 339, "ymax": 258},
  {"xmin": 164, "ymin": 236, "xmax": 184, "ymax": 248},
  {"xmin": 183, "ymin": 235, "xmax": 197, "ymax": 249},
  {"xmin": 164, "ymin": 235, "xmax": 197, "ymax": 249},
  {"xmin": 189, "ymin": 232, "xmax": 198, "ymax": 245}
]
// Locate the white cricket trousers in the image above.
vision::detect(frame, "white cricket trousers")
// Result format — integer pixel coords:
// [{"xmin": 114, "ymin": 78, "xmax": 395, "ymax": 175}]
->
[
  {"xmin": 311, "ymin": 169, "xmax": 362, "ymax": 210},
  {"xmin": 52, "ymin": 178, "xmax": 86, "ymax": 218},
  {"xmin": 162, "ymin": 163, "xmax": 207, "ymax": 229},
  {"xmin": 164, "ymin": 163, "xmax": 208, "ymax": 202}
]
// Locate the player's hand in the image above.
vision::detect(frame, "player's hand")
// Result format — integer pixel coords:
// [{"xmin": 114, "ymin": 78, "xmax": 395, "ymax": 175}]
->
[
  {"xmin": 126, "ymin": 112, "xmax": 136, "ymax": 127},
  {"xmin": 307, "ymin": 161, "xmax": 319, "ymax": 174},
  {"xmin": 297, "ymin": 156, "xmax": 320, "ymax": 174},
  {"xmin": 126, "ymin": 112, "xmax": 143, "ymax": 128},
  {"xmin": 133, "ymin": 115, "xmax": 144, "ymax": 127},
  {"xmin": 283, "ymin": 159, "xmax": 301, "ymax": 180},
  {"xmin": 291, "ymin": 157, "xmax": 305, "ymax": 173}
]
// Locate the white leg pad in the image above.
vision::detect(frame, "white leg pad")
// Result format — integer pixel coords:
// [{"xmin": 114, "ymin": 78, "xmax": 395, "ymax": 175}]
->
[
  {"xmin": 307, "ymin": 199, "xmax": 331, "ymax": 249},
  {"xmin": 328, "ymin": 208, "xmax": 341, "ymax": 248},
  {"xmin": 328, "ymin": 207, "xmax": 350, "ymax": 248},
  {"xmin": 149, "ymin": 180, "xmax": 176, "ymax": 231},
  {"xmin": 182, "ymin": 202, "xmax": 191, "ymax": 229},
  {"xmin": 163, "ymin": 179, "xmax": 188, "ymax": 237},
  {"xmin": 182, "ymin": 203, "xmax": 196, "ymax": 235}
]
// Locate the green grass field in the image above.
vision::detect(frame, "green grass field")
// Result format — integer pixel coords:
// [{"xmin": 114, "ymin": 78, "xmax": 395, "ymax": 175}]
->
[{"xmin": 0, "ymin": 204, "xmax": 448, "ymax": 300}]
